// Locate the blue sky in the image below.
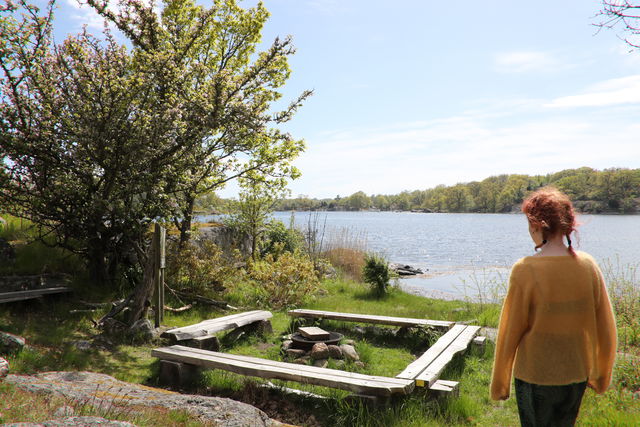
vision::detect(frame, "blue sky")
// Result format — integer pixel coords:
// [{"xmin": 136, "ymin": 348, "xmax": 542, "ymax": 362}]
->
[{"xmin": 51, "ymin": 0, "xmax": 640, "ymax": 198}]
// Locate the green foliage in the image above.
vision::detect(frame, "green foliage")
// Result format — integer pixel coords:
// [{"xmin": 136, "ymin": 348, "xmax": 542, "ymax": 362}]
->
[
  {"xmin": 362, "ymin": 253, "xmax": 391, "ymax": 297},
  {"xmin": 247, "ymin": 250, "xmax": 320, "ymax": 309},
  {"xmin": 1, "ymin": 0, "xmax": 308, "ymax": 285},
  {"xmin": 260, "ymin": 220, "xmax": 303, "ymax": 258},
  {"xmin": 164, "ymin": 239, "xmax": 238, "ymax": 295},
  {"xmin": 275, "ymin": 167, "xmax": 640, "ymax": 213}
]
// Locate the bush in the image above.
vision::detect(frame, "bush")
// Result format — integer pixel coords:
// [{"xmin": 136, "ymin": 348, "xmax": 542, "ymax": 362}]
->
[
  {"xmin": 260, "ymin": 220, "xmax": 303, "ymax": 258},
  {"xmin": 165, "ymin": 239, "xmax": 239, "ymax": 295},
  {"xmin": 363, "ymin": 253, "xmax": 391, "ymax": 297},
  {"xmin": 248, "ymin": 250, "xmax": 321, "ymax": 309}
]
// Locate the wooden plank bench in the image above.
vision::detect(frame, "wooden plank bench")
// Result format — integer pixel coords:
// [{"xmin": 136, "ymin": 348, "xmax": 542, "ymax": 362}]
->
[
  {"xmin": 0, "ymin": 287, "xmax": 71, "ymax": 304},
  {"xmin": 161, "ymin": 310, "xmax": 273, "ymax": 350},
  {"xmin": 152, "ymin": 345, "xmax": 415, "ymax": 397},
  {"xmin": 288, "ymin": 309, "xmax": 454, "ymax": 331},
  {"xmin": 396, "ymin": 324, "xmax": 481, "ymax": 393}
]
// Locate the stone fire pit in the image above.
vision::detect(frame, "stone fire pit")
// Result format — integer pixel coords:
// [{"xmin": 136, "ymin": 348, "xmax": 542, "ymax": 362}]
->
[{"xmin": 281, "ymin": 326, "xmax": 363, "ymax": 369}]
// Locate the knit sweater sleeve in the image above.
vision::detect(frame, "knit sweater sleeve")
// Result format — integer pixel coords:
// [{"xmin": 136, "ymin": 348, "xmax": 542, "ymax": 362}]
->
[
  {"xmin": 588, "ymin": 260, "xmax": 617, "ymax": 394},
  {"xmin": 490, "ymin": 260, "xmax": 531, "ymax": 400}
]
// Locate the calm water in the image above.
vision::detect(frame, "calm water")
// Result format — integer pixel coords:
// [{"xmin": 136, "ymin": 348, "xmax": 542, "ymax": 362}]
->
[{"xmin": 271, "ymin": 211, "xmax": 640, "ymax": 298}]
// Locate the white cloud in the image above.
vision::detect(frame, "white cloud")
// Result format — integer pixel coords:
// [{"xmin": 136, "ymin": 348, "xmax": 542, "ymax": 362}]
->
[
  {"xmin": 277, "ymin": 102, "xmax": 640, "ymax": 198},
  {"xmin": 494, "ymin": 51, "xmax": 560, "ymax": 73},
  {"xmin": 546, "ymin": 74, "xmax": 640, "ymax": 107}
]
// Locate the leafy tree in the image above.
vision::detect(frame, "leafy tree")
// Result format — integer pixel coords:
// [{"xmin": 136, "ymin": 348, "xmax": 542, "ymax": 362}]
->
[
  {"xmin": 87, "ymin": 0, "xmax": 311, "ymax": 245},
  {"xmin": 227, "ymin": 173, "xmax": 292, "ymax": 260},
  {"xmin": 0, "ymin": 1, "xmax": 182, "ymax": 284}
]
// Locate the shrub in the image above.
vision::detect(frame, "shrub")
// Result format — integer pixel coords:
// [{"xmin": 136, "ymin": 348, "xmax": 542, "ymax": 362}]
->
[
  {"xmin": 248, "ymin": 250, "xmax": 321, "ymax": 309},
  {"xmin": 362, "ymin": 253, "xmax": 391, "ymax": 297},
  {"xmin": 260, "ymin": 220, "xmax": 303, "ymax": 258},
  {"xmin": 165, "ymin": 239, "xmax": 239, "ymax": 295}
]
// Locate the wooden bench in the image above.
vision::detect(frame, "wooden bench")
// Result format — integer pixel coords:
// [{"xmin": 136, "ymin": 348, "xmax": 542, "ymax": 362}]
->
[
  {"xmin": 0, "ymin": 287, "xmax": 71, "ymax": 304},
  {"xmin": 162, "ymin": 310, "xmax": 273, "ymax": 350},
  {"xmin": 396, "ymin": 324, "xmax": 481, "ymax": 395},
  {"xmin": 152, "ymin": 345, "xmax": 415, "ymax": 397},
  {"xmin": 288, "ymin": 309, "xmax": 454, "ymax": 331}
]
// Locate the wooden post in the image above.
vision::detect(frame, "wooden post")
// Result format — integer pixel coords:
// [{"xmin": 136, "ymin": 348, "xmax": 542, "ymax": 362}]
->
[{"xmin": 154, "ymin": 224, "xmax": 166, "ymax": 328}]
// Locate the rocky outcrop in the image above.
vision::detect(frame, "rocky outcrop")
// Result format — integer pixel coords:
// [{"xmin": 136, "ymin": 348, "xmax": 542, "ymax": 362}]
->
[
  {"xmin": 5, "ymin": 371, "xmax": 283, "ymax": 427},
  {"xmin": 2, "ymin": 416, "xmax": 136, "ymax": 426},
  {"xmin": 389, "ymin": 263, "xmax": 424, "ymax": 276},
  {"xmin": 0, "ymin": 357, "xmax": 9, "ymax": 378}
]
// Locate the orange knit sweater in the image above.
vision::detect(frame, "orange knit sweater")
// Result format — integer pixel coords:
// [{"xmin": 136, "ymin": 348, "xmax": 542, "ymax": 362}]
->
[{"xmin": 490, "ymin": 251, "xmax": 617, "ymax": 400}]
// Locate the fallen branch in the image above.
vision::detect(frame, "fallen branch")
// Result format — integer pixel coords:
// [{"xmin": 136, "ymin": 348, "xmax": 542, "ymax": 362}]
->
[
  {"xmin": 163, "ymin": 303, "xmax": 193, "ymax": 313},
  {"xmin": 173, "ymin": 289, "xmax": 236, "ymax": 310}
]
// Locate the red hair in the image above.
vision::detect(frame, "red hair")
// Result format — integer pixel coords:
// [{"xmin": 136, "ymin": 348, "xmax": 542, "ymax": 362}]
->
[{"xmin": 521, "ymin": 186, "xmax": 577, "ymax": 256}]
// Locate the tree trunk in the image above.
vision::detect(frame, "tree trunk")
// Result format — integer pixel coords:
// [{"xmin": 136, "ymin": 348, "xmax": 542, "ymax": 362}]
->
[
  {"xmin": 178, "ymin": 195, "xmax": 196, "ymax": 248},
  {"xmin": 87, "ymin": 238, "xmax": 110, "ymax": 285},
  {"xmin": 127, "ymin": 234, "xmax": 157, "ymax": 325}
]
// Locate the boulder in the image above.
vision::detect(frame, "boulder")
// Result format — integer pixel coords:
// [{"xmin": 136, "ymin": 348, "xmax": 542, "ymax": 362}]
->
[
  {"xmin": 285, "ymin": 349, "xmax": 306, "ymax": 359},
  {"xmin": 0, "ymin": 357, "xmax": 9, "ymax": 379},
  {"xmin": 293, "ymin": 356, "xmax": 311, "ymax": 365},
  {"xmin": 309, "ymin": 342, "xmax": 329, "ymax": 360},
  {"xmin": 389, "ymin": 263, "xmax": 424, "ymax": 276},
  {"xmin": 127, "ymin": 319, "xmax": 153, "ymax": 343},
  {"xmin": 281, "ymin": 340, "xmax": 293, "ymax": 352},
  {"xmin": 0, "ymin": 331, "xmax": 25, "ymax": 355},
  {"xmin": 327, "ymin": 345, "xmax": 343, "ymax": 359},
  {"xmin": 312, "ymin": 359, "xmax": 328, "ymax": 368},
  {"xmin": 339, "ymin": 344, "xmax": 359, "ymax": 361}
]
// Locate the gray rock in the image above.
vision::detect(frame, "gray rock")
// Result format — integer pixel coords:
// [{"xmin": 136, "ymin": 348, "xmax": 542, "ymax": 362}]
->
[
  {"xmin": 344, "ymin": 339, "xmax": 355, "ymax": 346},
  {"xmin": 313, "ymin": 359, "xmax": 328, "ymax": 368},
  {"xmin": 354, "ymin": 361, "xmax": 365, "ymax": 369},
  {"xmin": 5, "ymin": 371, "xmax": 280, "ymax": 426},
  {"xmin": 285, "ymin": 348, "xmax": 306, "ymax": 359},
  {"xmin": 339, "ymin": 344, "xmax": 359, "ymax": 361},
  {"xmin": 53, "ymin": 405, "xmax": 75, "ymax": 417},
  {"xmin": 327, "ymin": 345, "xmax": 342, "ymax": 359},
  {"xmin": 281, "ymin": 340, "xmax": 293, "ymax": 351},
  {"xmin": 0, "ymin": 331, "xmax": 25, "ymax": 355},
  {"xmin": 293, "ymin": 356, "xmax": 311, "ymax": 365},
  {"xmin": 127, "ymin": 319, "xmax": 153, "ymax": 343},
  {"xmin": 71, "ymin": 340, "xmax": 92, "ymax": 351},
  {"xmin": 0, "ymin": 357, "xmax": 9, "ymax": 378},
  {"xmin": 309, "ymin": 342, "xmax": 329, "ymax": 360},
  {"xmin": 2, "ymin": 416, "xmax": 135, "ymax": 426}
]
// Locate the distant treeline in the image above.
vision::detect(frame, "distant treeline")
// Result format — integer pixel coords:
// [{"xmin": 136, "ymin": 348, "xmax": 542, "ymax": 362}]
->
[{"xmin": 273, "ymin": 167, "xmax": 640, "ymax": 214}]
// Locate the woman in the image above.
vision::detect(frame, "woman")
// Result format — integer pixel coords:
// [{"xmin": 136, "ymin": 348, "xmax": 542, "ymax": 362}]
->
[{"xmin": 490, "ymin": 187, "xmax": 617, "ymax": 426}]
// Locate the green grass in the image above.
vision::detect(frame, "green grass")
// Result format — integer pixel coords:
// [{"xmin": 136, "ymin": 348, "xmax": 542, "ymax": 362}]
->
[{"xmin": 0, "ymin": 255, "xmax": 638, "ymax": 426}]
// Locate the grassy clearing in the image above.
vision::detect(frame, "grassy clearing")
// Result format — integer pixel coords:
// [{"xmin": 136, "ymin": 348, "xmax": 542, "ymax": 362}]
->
[{"xmin": 0, "ymin": 239, "xmax": 638, "ymax": 425}]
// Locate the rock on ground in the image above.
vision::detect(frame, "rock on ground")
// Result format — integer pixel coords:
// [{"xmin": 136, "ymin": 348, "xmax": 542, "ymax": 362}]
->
[
  {"xmin": 5, "ymin": 371, "xmax": 284, "ymax": 427},
  {"xmin": 2, "ymin": 416, "xmax": 135, "ymax": 426},
  {"xmin": 0, "ymin": 331, "xmax": 25, "ymax": 355}
]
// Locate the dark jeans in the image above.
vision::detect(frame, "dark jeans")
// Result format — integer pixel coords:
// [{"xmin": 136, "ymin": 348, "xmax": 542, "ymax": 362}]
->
[{"xmin": 514, "ymin": 378, "xmax": 587, "ymax": 427}]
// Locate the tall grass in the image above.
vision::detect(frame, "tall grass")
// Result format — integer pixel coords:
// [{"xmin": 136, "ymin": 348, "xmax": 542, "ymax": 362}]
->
[
  {"xmin": 322, "ymin": 226, "xmax": 368, "ymax": 281},
  {"xmin": 601, "ymin": 257, "xmax": 640, "ymax": 350}
]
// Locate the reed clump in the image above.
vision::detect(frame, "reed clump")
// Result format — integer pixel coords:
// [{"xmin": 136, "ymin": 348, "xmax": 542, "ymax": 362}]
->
[{"xmin": 322, "ymin": 226, "xmax": 368, "ymax": 281}]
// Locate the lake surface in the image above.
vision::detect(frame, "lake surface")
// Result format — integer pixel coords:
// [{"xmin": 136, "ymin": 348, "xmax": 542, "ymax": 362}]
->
[{"xmin": 271, "ymin": 211, "xmax": 640, "ymax": 299}]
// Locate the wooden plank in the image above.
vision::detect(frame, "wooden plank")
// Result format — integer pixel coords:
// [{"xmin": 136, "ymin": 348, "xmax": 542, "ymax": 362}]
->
[
  {"xmin": 152, "ymin": 345, "xmax": 414, "ymax": 396},
  {"xmin": 415, "ymin": 325, "xmax": 480, "ymax": 387},
  {"xmin": 0, "ymin": 287, "xmax": 71, "ymax": 304},
  {"xmin": 298, "ymin": 326, "xmax": 330, "ymax": 340},
  {"xmin": 396, "ymin": 324, "xmax": 466, "ymax": 380},
  {"xmin": 429, "ymin": 379, "xmax": 459, "ymax": 398},
  {"xmin": 163, "ymin": 310, "xmax": 273, "ymax": 341},
  {"xmin": 288, "ymin": 309, "xmax": 453, "ymax": 330}
]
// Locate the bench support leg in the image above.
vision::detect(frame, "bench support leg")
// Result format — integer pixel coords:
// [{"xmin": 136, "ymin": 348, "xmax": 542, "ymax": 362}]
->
[
  {"xmin": 159, "ymin": 360, "xmax": 201, "ymax": 388},
  {"xmin": 186, "ymin": 335, "xmax": 220, "ymax": 351}
]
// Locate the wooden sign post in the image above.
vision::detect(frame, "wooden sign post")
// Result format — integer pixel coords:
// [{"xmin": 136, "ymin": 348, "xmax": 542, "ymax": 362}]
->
[{"xmin": 154, "ymin": 224, "xmax": 166, "ymax": 328}]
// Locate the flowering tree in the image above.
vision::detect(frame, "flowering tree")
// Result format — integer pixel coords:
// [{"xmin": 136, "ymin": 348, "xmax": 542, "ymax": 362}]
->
[{"xmin": 0, "ymin": 0, "xmax": 308, "ymax": 324}]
